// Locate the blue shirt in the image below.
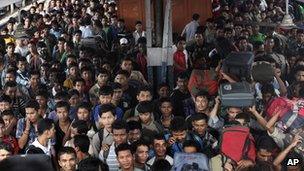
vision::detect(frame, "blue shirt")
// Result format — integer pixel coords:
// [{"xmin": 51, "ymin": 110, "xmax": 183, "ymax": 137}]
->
[
  {"xmin": 92, "ymin": 104, "xmax": 123, "ymax": 125},
  {"xmin": 16, "ymin": 118, "xmax": 37, "ymax": 149}
]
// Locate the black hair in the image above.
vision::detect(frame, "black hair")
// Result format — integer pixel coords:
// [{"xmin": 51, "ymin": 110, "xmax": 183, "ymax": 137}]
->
[
  {"xmin": 1, "ymin": 110, "xmax": 14, "ymax": 117},
  {"xmin": 137, "ymin": 101, "xmax": 154, "ymax": 114},
  {"xmin": 115, "ymin": 70, "xmax": 130, "ymax": 78},
  {"xmin": 177, "ymin": 72, "xmax": 189, "ymax": 80},
  {"xmin": 135, "ymin": 21, "xmax": 142, "ymax": 25},
  {"xmin": 29, "ymin": 70, "xmax": 40, "ymax": 78},
  {"xmin": 153, "ymin": 133, "xmax": 165, "ymax": 142},
  {"xmin": 57, "ymin": 147, "xmax": 76, "ymax": 159},
  {"xmin": 115, "ymin": 143, "xmax": 133, "ymax": 156},
  {"xmin": 151, "ymin": 159, "xmax": 172, "ymax": 171},
  {"xmin": 5, "ymin": 68, "xmax": 16, "ymax": 77},
  {"xmin": 77, "ymin": 102, "xmax": 91, "ymax": 113},
  {"xmin": 170, "ymin": 116, "xmax": 187, "ymax": 132},
  {"xmin": 0, "ymin": 118, "xmax": 4, "ymax": 125},
  {"xmin": 137, "ymin": 86, "xmax": 152, "ymax": 96},
  {"xmin": 99, "ymin": 85, "xmax": 113, "ymax": 96},
  {"xmin": 261, "ymin": 83, "xmax": 275, "ymax": 96},
  {"xmin": 176, "ymin": 36, "xmax": 186, "ymax": 44},
  {"xmin": 183, "ymin": 140, "xmax": 200, "ymax": 152},
  {"xmin": 72, "ymin": 120, "xmax": 89, "ymax": 134},
  {"xmin": 54, "ymin": 91, "xmax": 69, "ymax": 101},
  {"xmin": 235, "ymin": 112, "xmax": 250, "ymax": 123},
  {"xmin": 190, "ymin": 113, "xmax": 209, "ymax": 122},
  {"xmin": 157, "ymin": 82, "xmax": 170, "ymax": 91},
  {"xmin": 4, "ymin": 81, "xmax": 17, "ymax": 90},
  {"xmin": 78, "ymin": 157, "xmax": 109, "ymax": 171},
  {"xmin": 192, "ymin": 13, "xmax": 200, "ymax": 21},
  {"xmin": 0, "ymin": 95, "xmax": 12, "ymax": 103},
  {"xmin": 17, "ymin": 56, "xmax": 27, "ymax": 63},
  {"xmin": 249, "ymin": 161, "xmax": 275, "ymax": 171},
  {"xmin": 159, "ymin": 97, "xmax": 172, "ymax": 106},
  {"xmin": 36, "ymin": 90, "xmax": 49, "ymax": 99},
  {"xmin": 65, "ymin": 41, "xmax": 74, "ymax": 49},
  {"xmin": 74, "ymin": 135, "xmax": 90, "ymax": 153},
  {"xmin": 57, "ymin": 37, "xmax": 66, "ymax": 43},
  {"xmin": 127, "ymin": 120, "xmax": 142, "ymax": 131},
  {"xmin": 99, "ymin": 104, "xmax": 116, "ymax": 117},
  {"xmin": 37, "ymin": 118, "xmax": 54, "ymax": 136},
  {"xmin": 111, "ymin": 82, "xmax": 122, "ymax": 90},
  {"xmin": 256, "ymin": 136, "xmax": 277, "ymax": 152},
  {"xmin": 112, "ymin": 120, "xmax": 128, "ymax": 133},
  {"xmin": 68, "ymin": 89, "xmax": 80, "ymax": 98},
  {"xmin": 26, "ymin": 100, "xmax": 40, "ymax": 110},
  {"xmin": 55, "ymin": 101, "xmax": 70, "ymax": 112},
  {"xmin": 73, "ymin": 78, "xmax": 85, "ymax": 86},
  {"xmin": 26, "ymin": 146, "xmax": 45, "ymax": 154},
  {"xmin": 0, "ymin": 142, "xmax": 13, "ymax": 153},
  {"xmin": 132, "ymin": 139, "xmax": 150, "ymax": 153},
  {"xmin": 195, "ymin": 90, "xmax": 210, "ymax": 101}
]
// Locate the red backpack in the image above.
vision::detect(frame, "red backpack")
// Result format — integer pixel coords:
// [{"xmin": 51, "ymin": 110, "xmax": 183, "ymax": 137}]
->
[
  {"xmin": 188, "ymin": 69, "xmax": 218, "ymax": 96},
  {"xmin": 220, "ymin": 125, "xmax": 256, "ymax": 162}
]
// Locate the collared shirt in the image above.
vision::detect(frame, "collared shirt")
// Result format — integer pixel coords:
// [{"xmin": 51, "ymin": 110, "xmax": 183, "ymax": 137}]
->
[
  {"xmin": 92, "ymin": 128, "xmax": 113, "ymax": 158},
  {"xmin": 31, "ymin": 138, "xmax": 52, "ymax": 156},
  {"xmin": 181, "ymin": 20, "xmax": 200, "ymax": 42},
  {"xmin": 133, "ymin": 30, "xmax": 146, "ymax": 44},
  {"xmin": 16, "ymin": 118, "xmax": 37, "ymax": 149},
  {"xmin": 92, "ymin": 105, "xmax": 123, "ymax": 130},
  {"xmin": 99, "ymin": 143, "xmax": 119, "ymax": 171}
]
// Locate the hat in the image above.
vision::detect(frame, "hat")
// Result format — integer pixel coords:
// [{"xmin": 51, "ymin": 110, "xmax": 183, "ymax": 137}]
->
[{"xmin": 120, "ymin": 38, "xmax": 128, "ymax": 45}]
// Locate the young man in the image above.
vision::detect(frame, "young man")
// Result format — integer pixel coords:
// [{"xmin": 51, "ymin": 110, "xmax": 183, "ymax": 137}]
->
[
  {"xmin": 184, "ymin": 90, "xmax": 211, "ymax": 117},
  {"xmin": 92, "ymin": 85, "xmax": 123, "ymax": 129},
  {"xmin": 89, "ymin": 68, "xmax": 110, "ymax": 101},
  {"xmin": 73, "ymin": 78, "xmax": 89, "ymax": 102},
  {"xmin": 133, "ymin": 21, "xmax": 146, "ymax": 45},
  {"xmin": 16, "ymin": 100, "xmax": 41, "ymax": 150},
  {"xmin": 123, "ymin": 86, "xmax": 153, "ymax": 120},
  {"xmin": 181, "ymin": 13, "xmax": 200, "ymax": 42},
  {"xmin": 92, "ymin": 104, "xmax": 116, "ymax": 157},
  {"xmin": 127, "ymin": 120, "xmax": 142, "ymax": 143},
  {"xmin": 30, "ymin": 118, "xmax": 56, "ymax": 156},
  {"xmin": 99, "ymin": 120, "xmax": 129, "ymax": 171},
  {"xmin": 183, "ymin": 140, "xmax": 200, "ymax": 153},
  {"xmin": 73, "ymin": 134, "xmax": 90, "ymax": 163},
  {"xmin": 35, "ymin": 90, "xmax": 51, "ymax": 119},
  {"xmin": 157, "ymin": 98, "xmax": 174, "ymax": 132},
  {"xmin": 115, "ymin": 143, "xmax": 135, "ymax": 171},
  {"xmin": 147, "ymin": 134, "xmax": 173, "ymax": 166},
  {"xmin": 132, "ymin": 140, "xmax": 150, "ymax": 170},
  {"xmin": 58, "ymin": 147, "xmax": 77, "ymax": 171},
  {"xmin": 16, "ymin": 57, "xmax": 29, "ymax": 87},
  {"xmin": 120, "ymin": 56, "xmax": 147, "ymax": 85},
  {"xmin": 1, "ymin": 110, "xmax": 17, "ymax": 137}
]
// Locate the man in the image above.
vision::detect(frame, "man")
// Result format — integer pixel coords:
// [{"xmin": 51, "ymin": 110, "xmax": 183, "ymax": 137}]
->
[
  {"xmin": 147, "ymin": 134, "xmax": 173, "ymax": 166},
  {"xmin": 170, "ymin": 73, "xmax": 190, "ymax": 118},
  {"xmin": 132, "ymin": 141, "xmax": 150, "ymax": 171},
  {"xmin": 0, "ymin": 142, "xmax": 13, "ymax": 161},
  {"xmin": 181, "ymin": 13, "xmax": 200, "ymax": 42},
  {"xmin": 30, "ymin": 118, "xmax": 56, "ymax": 156},
  {"xmin": 133, "ymin": 21, "xmax": 146, "ymax": 45},
  {"xmin": 58, "ymin": 147, "xmax": 77, "ymax": 171},
  {"xmin": 116, "ymin": 143, "xmax": 137, "ymax": 171},
  {"xmin": 127, "ymin": 120, "xmax": 142, "ymax": 143},
  {"xmin": 89, "ymin": 68, "xmax": 110, "ymax": 101},
  {"xmin": 73, "ymin": 134, "xmax": 90, "ymax": 163}
]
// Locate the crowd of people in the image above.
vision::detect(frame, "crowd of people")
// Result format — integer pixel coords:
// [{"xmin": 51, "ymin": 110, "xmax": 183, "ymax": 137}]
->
[{"xmin": 0, "ymin": 0, "xmax": 303, "ymax": 171}]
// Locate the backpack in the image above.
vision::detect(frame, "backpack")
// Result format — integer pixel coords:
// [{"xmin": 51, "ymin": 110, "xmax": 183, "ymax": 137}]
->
[
  {"xmin": 266, "ymin": 97, "xmax": 304, "ymax": 132},
  {"xmin": 252, "ymin": 61, "xmax": 274, "ymax": 83},
  {"xmin": 220, "ymin": 125, "xmax": 256, "ymax": 162},
  {"xmin": 188, "ymin": 69, "xmax": 218, "ymax": 96},
  {"xmin": 97, "ymin": 129, "xmax": 110, "ymax": 160},
  {"xmin": 173, "ymin": 152, "xmax": 209, "ymax": 171}
]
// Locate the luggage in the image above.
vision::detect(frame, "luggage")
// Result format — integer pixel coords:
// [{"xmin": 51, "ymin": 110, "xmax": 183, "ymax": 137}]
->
[
  {"xmin": 173, "ymin": 152, "xmax": 209, "ymax": 171},
  {"xmin": 188, "ymin": 69, "xmax": 219, "ymax": 96},
  {"xmin": 252, "ymin": 61, "xmax": 274, "ymax": 83},
  {"xmin": 222, "ymin": 52, "xmax": 254, "ymax": 79},
  {"xmin": 220, "ymin": 125, "xmax": 256, "ymax": 162},
  {"xmin": 219, "ymin": 81, "xmax": 254, "ymax": 107},
  {"xmin": 266, "ymin": 97, "xmax": 304, "ymax": 132}
]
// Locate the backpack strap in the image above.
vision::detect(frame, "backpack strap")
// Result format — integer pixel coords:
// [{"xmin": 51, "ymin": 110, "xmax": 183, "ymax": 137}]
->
[{"xmin": 98, "ymin": 129, "xmax": 104, "ymax": 144}]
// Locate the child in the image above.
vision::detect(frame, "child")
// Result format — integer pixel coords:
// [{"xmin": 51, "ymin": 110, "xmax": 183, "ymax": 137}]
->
[
  {"xmin": 92, "ymin": 104, "xmax": 116, "ymax": 158},
  {"xmin": 1, "ymin": 110, "xmax": 17, "ymax": 137},
  {"xmin": 0, "ymin": 95, "xmax": 12, "ymax": 113}
]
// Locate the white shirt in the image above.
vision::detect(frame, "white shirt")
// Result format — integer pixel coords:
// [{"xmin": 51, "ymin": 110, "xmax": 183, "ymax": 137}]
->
[
  {"xmin": 99, "ymin": 143, "xmax": 119, "ymax": 171},
  {"xmin": 79, "ymin": 25, "xmax": 94, "ymax": 38},
  {"xmin": 133, "ymin": 30, "xmax": 146, "ymax": 44},
  {"xmin": 147, "ymin": 155, "xmax": 174, "ymax": 166},
  {"xmin": 181, "ymin": 20, "xmax": 200, "ymax": 42},
  {"xmin": 31, "ymin": 138, "xmax": 52, "ymax": 156}
]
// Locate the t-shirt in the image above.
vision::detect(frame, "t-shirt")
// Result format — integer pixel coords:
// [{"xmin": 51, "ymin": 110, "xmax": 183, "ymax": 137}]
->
[
  {"xmin": 31, "ymin": 139, "xmax": 52, "ymax": 156},
  {"xmin": 173, "ymin": 50, "xmax": 187, "ymax": 75}
]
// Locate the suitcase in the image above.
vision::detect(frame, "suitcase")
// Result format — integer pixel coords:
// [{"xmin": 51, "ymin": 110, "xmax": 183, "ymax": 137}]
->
[
  {"xmin": 222, "ymin": 52, "xmax": 254, "ymax": 79},
  {"xmin": 252, "ymin": 61, "xmax": 274, "ymax": 83},
  {"xmin": 219, "ymin": 81, "xmax": 255, "ymax": 107}
]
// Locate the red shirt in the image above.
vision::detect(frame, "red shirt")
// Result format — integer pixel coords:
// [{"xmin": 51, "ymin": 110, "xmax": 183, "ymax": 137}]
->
[
  {"xmin": 173, "ymin": 51, "xmax": 187, "ymax": 74},
  {"xmin": 1, "ymin": 135, "xmax": 19, "ymax": 154}
]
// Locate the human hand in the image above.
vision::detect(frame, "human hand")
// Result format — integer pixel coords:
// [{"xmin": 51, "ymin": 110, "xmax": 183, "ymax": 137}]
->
[
  {"xmin": 237, "ymin": 160, "xmax": 254, "ymax": 169},
  {"xmin": 168, "ymin": 136, "xmax": 176, "ymax": 146},
  {"xmin": 248, "ymin": 105, "xmax": 257, "ymax": 114},
  {"xmin": 25, "ymin": 117, "xmax": 31, "ymax": 131},
  {"xmin": 290, "ymin": 134, "xmax": 303, "ymax": 148}
]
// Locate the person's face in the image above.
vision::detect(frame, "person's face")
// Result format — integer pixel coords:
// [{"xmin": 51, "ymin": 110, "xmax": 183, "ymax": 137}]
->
[
  {"xmin": 135, "ymin": 23, "xmax": 142, "ymax": 31},
  {"xmin": 57, "ymin": 107, "xmax": 69, "ymax": 121},
  {"xmin": 36, "ymin": 95, "xmax": 47, "ymax": 108},
  {"xmin": 0, "ymin": 149, "xmax": 11, "ymax": 161},
  {"xmin": 135, "ymin": 145, "xmax": 149, "ymax": 164},
  {"xmin": 0, "ymin": 102, "xmax": 10, "ymax": 112},
  {"xmin": 74, "ymin": 82, "xmax": 84, "ymax": 93},
  {"xmin": 227, "ymin": 107, "xmax": 242, "ymax": 120},
  {"xmin": 297, "ymin": 33, "xmax": 304, "ymax": 43},
  {"xmin": 121, "ymin": 61, "xmax": 132, "ymax": 72},
  {"xmin": 265, "ymin": 38, "xmax": 274, "ymax": 49},
  {"xmin": 6, "ymin": 46, "xmax": 14, "ymax": 54},
  {"xmin": 115, "ymin": 75, "xmax": 128, "ymax": 87},
  {"xmin": 117, "ymin": 150, "xmax": 133, "ymax": 170},
  {"xmin": 69, "ymin": 95, "xmax": 79, "ymax": 107},
  {"xmin": 5, "ymin": 87, "xmax": 17, "ymax": 99},
  {"xmin": 30, "ymin": 74, "xmax": 40, "ymax": 87},
  {"xmin": 262, "ymin": 93, "xmax": 273, "ymax": 103},
  {"xmin": 192, "ymin": 119, "xmax": 207, "ymax": 136},
  {"xmin": 2, "ymin": 115, "xmax": 13, "ymax": 127},
  {"xmin": 296, "ymin": 71, "xmax": 304, "ymax": 82},
  {"xmin": 99, "ymin": 94, "xmax": 112, "ymax": 105},
  {"xmin": 17, "ymin": 61, "xmax": 27, "ymax": 71},
  {"xmin": 97, "ymin": 74, "xmax": 109, "ymax": 86},
  {"xmin": 81, "ymin": 71, "xmax": 91, "ymax": 81},
  {"xmin": 177, "ymin": 78, "xmax": 188, "ymax": 92},
  {"xmin": 239, "ymin": 39, "xmax": 248, "ymax": 51},
  {"xmin": 195, "ymin": 96, "xmax": 208, "ymax": 112},
  {"xmin": 77, "ymin": 108, "xmax": 90, "ymax": 121},
  {"xmin": 154, "ymin": 139, "xmax": 166, "ymax": 157},
  {"xmin": 113, "ymin": 88, "xmax": 123, "ymax": 101},
  {"xmin": 99, "ymin": 111, "xmax": 115, "ymax": 129},
  {"xmin": 113, "ymin": 129, "xmax": 128, "ymax": 145},
  {"xmin": 5, "ymin": 73, "xmax": 15, "ymax": 83},
  {"xmin": 26, "ymin": 107, "xmax": 39, "ymax": 123},
  {"xmin": 139, "ymin": 112, "xmax": 152, "ymax": 124},
  {"xmin": 0, "ymin": 123, "xmax": 4, "ymax": 137},
  {"xmin": 111, "ymin": 17, "xmax": 118, "ymax": 26},
  {"xmin": 177, "ymin": 40, "xmax": 186, "ymax": 51},
  {"xmin": 28, "ymin": 43, "xmax": 37, "ymax": 53},
  {"xmin": 69, "ymin": 67, "xmax": 77, "ymax": 77},
  {"xmin": 257, "ymin": 149, "xmax": 273, "ymax": 162},
  {"xmin": 58, "ymin": 153, "xmax": 77, "ymax": 171},
  {"xmin": 47, "ymin": 125, "xmax": 56, "ymax": 139},
  {"xmin": 172, "ymin": 130, "xmax": 187, "ymax": 143},
  {"xmin": 184, "ymin": 146, "xmax": 197, "ymax": 153},
  {"xmin": 128, "ymin": 129, "xmax": 141, "ymax": 143},
  {"xmin": 160, "ymin": 102, "xmax": 173, "ymax": 116},
  {"xmin": 137, "ymin": 91, "xmax": 152, "ymax": 102},
  {"xmin": 158, "ymin": 86, "xmax": 169, "ymax": 98},
  {"xmin": 195, "ymin": 33, "xmax": 204, "ymax": 44}
]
